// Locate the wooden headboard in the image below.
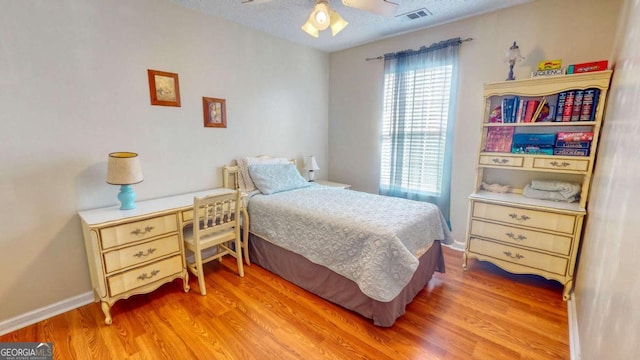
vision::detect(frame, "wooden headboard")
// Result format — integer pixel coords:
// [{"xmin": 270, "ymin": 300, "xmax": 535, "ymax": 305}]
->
[
  {"xmin": 222, "ymin": 164, "xmax": 241, "ymax": 190},
  {"xmin": 222, "ymin": 157, "xmax": 297, "ymax": 190}
]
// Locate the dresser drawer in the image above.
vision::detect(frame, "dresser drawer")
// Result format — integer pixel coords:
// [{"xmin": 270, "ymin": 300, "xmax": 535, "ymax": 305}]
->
[
  {"xmin": 103, "ymin": 234, "xmax": 181, "ymax": 274},
  {"xmin": 100, "ymin": 214, "xmax": 178, "ymax": 249},
  {"xmin": 469, "ymin": 238, "xmax": 568, "ymax": 275},
  {"xmin": 470, "ymin": 220, "xmax": 572, "ymax": 255},
  {"xmin": 532, "ymin": 157, "xmax": 589, "ymax": 172},
  {"xmin": 472, "ymin": 202, "xmax": 576, "ymax": 234},
  {"xmin": 479, "ymin": 155, "xmax": 524, "ymax": 167},
  {"xmin": 107, "ymin": 255, "xmax": 183, "ymax": 297}
]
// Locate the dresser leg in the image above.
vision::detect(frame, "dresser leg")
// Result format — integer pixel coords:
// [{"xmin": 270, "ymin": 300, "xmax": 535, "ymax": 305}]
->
[
  {"xmin": 183, "ymin": 272, "xmax": 190, "ymax": 292},
  {"xmin": 101, "ymin": 302, "xmax": 112, "ymax": 325},
  {"xmin": 462, "ymin": 252, "xmax": 468, "ymax": 270},
  {"xmin": 563, "ymin": 280, "xmax": 572, "ymax": 301}
]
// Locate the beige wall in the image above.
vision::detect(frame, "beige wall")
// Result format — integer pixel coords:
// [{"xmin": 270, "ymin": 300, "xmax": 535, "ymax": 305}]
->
[
  {"xmin": 328, "ymin": 0, "xmax": 622, "ymax": 244},
  {"xmin": 0, "ymin": 0, "xmax": 328, "ymax": 323},
  {"xmin": 575, "ymin": 0, "xmax": 640, "ymax": 357}
]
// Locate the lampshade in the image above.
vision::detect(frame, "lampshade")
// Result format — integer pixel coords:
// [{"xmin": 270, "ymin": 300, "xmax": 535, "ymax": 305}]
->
[
  {"xmin": 107, "ymin": 152, "xmax": 143, "ymax": 210},
  {"xmin": 329, "ymin": 10, "xmax": 349, "ymax": 36},
  {"xmin": 301, "ymin": 21, "xmax": 320, "ymax": 38},
  {"xmin": 304, "ymin": 156, "xmax": 320, "ymax": 171},
  {"xmin": 301, "ymin": 0, "xmax": 348, "ymax": 38},
  {"xmin": 107, "ymin": 152, "xmax": 143, "ymax": 185},
  {"xmin": 505, "ymin": 41, "xmax": 524, "ymax": 64}
]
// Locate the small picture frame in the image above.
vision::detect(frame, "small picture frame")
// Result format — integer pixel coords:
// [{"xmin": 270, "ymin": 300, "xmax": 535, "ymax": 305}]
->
[
  {"xmin": 147, "ymin": 69, "xmax": 181, "ymax": 107},
  {"xmin": 202, "ymin": 97, "xmax": 227, "ymax": 128}
]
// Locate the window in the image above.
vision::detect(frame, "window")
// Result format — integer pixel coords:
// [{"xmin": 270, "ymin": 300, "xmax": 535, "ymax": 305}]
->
[
  {"xmin": 378, "ymin": 38, "xmax": 459, "ymax": 224},
  {"xmin": 380, "ymin": 64, "xmax": 453, "ymax": 195}
]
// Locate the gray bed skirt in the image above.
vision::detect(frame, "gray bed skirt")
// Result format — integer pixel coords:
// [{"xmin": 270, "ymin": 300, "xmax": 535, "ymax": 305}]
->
[{"xmin": 249, "ymin": 233, "xmax": 446, "ymax": 327}]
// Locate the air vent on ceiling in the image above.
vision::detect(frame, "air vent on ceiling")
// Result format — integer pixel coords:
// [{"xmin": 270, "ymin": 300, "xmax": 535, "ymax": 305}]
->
[{"xmin": 396, "ymin": 8, "xmax": 432, "ymax": 20}]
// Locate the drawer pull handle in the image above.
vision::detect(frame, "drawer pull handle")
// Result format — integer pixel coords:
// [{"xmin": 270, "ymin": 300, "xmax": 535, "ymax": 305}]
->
[
  {"xmin": 133, "ymin": 248, "xmax": 157, "ymax": 258},
  {"xmin": 508, "ymin": 213, "xmax": 530, "ymax": 221},
  {"xmin": 550, "ymin": 161, "xmax": 571, "ymax": 168},
  {"xmin": 503, "ymin": 251, "xmax": 524, "ymax": 260},
  {"xmin": 492, "ymin": 158, "xmax": 509, "ymax": 164},
  {"xmin": 505, "ymin": 232, "xmax": 527, "ymax": 241},
  {"xmin": 137, "ymin": 269, "xmax": 160, "ymax": 281},
  {"xmin": 131, "ymin": 226, "xmax": 155, "ymax": 236}
]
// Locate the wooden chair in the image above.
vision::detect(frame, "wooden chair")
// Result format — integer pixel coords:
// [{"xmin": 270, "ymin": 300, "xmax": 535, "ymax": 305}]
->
[{"xmin": 183, "ymin": 191, "xmax": 244, "ymax": 295}]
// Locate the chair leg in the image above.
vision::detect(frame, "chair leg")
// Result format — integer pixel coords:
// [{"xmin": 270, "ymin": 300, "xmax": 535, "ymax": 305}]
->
[
  {"xmin": 235, "ymin": 237, "xmax": 244, "ymax": 277},
  {"xmin": 241, "ymin": 208, "xmax": 251, "ymax": 266},
  {"xmin": 243, "ymin": 228, "xmax": 251, "ymax": 266},
  {"xmin": 194, "ymin": 249, "xmax": 207, "ymax": 296}
]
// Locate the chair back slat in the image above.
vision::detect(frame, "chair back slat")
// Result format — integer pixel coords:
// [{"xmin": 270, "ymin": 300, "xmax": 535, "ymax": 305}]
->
[{"xmin": 193, "ymin": 191, "xmax": 240, "ymax": 249}]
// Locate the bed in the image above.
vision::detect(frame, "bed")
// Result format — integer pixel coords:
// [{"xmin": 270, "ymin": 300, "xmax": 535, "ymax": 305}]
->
[{"xmin": 222, "ymin": 157, "xmax": 453, "ymax": 326}]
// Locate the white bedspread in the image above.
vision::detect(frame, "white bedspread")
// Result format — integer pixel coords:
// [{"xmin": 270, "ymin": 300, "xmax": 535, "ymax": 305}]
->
[{"xmin": 248, "ymin": 185, "xmax": 453, "ymax": 302}]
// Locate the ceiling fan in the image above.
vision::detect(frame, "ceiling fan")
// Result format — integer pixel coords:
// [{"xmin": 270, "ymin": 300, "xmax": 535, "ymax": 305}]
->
[{"xmin": 241, "ymin": 0, "xmax": 400, "ymax": 37}]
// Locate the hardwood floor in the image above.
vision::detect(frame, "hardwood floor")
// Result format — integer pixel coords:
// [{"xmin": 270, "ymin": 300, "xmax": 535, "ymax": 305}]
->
[{"xmin": 0, "ymin": 247, "xmax": 569, "ymax": 359}]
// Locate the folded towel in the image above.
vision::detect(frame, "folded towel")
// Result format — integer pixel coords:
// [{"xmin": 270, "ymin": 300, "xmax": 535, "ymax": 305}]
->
[
  {"xmin": 530, "ymin": 180, "xmax": 581, "ymax": 199},
  {"xmin": 523, "ymin": 185, "xmax": 579, "ymax": 202}
]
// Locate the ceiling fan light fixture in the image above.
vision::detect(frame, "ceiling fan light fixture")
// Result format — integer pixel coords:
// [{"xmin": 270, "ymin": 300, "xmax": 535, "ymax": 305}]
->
[
  {"xmin": 310, "ymin": 1, "xmax": 330, "ymax": 30},
  {"xmin": 329, "ymin": 10, "xmax": 348, "ymax": 36},
  {"xmin": 301, "ymin": 20, "xmax": 320, "ymax": 38}
]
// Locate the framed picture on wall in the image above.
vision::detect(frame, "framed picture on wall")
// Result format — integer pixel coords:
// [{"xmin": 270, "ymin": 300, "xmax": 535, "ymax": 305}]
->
[
  {"xmin": 147, "ymin": 69, "xmax": 181, "ymax": 107},
  {"xmin": 202, "ymin": 97, "xmax": 227, "ymax": 128}
]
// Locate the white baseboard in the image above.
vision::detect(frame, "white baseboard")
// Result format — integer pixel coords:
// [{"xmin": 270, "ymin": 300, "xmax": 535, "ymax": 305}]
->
[
  {"xmin": 443, "ymin": 240, "xmax": 466, "ymax": 251},
  {"xmin": 0, "ymin": 291, "xmax": 94, "ymax": 336},
  {"xmin": 567, "ymin": 294, "xmax": 581, "ymax": 360}
]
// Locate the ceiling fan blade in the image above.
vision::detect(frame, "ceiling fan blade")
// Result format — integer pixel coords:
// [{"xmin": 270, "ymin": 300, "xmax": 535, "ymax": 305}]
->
[
  {"xmin": 241, "ymin": 0, "xmax": 272, "ymax": 4},
  {"xmin": 342, "ymin": 0, "xmax": 399, "ymax": 17}
]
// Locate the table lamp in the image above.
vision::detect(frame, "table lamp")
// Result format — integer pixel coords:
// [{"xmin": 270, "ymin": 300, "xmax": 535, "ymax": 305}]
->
[
  {"xmin": 304, "ymin": 155, "xmax": 320, "ymax": 182},
  {"xmin": 505, "ymin": 41, "xmax": 525, "ymax": 81},
  {"xmin": 107, "ymin": 152, "xmax": 143, "ymax": 210}
]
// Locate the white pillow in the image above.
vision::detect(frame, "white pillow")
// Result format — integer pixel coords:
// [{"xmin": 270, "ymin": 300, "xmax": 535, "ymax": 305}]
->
[{"xmin": 236, "ymin": 156, "xmax": 290, "ymax": 191}]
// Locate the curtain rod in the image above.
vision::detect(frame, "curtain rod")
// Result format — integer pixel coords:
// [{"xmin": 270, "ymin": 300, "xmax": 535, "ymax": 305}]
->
[{"xmin": 364, "ymin": 37, "xmax": 473, "ymax": 61}]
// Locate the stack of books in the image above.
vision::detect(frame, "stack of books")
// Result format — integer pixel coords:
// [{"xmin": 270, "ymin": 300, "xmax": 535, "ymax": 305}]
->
[
  {"xmin": 554, "ymin": 89, "xmax": 600, "ymax": 122},
  {"xmin": 553, "ymin": 132, "xmax": 594, "ymax": 156},
  {"xmin": 511, "ymin": 133, "xmax": 556, "ymax": 155}
]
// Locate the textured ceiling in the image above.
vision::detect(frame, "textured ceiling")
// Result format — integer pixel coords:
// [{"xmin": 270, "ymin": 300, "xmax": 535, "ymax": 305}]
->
[{"xmin": 171, "ymin": 0, "xmax": 534, "ymax": 53}]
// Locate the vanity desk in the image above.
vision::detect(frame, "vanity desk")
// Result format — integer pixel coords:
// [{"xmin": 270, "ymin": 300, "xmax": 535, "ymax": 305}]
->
[{"xmin": 79, "ymin": 188, "xmax": 247, "ymax": 324}]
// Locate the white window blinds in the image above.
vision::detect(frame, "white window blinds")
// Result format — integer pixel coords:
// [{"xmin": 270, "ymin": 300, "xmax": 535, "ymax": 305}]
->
[{"xmin": 380, "ymin": 64, "xmax": 454, "ymax": 195}]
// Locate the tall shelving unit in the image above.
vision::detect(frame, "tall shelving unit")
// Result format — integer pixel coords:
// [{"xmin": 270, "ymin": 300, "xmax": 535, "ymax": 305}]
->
[{"xmin": 463, "ymin": 70, "xmax": 612, "ymax": 300}]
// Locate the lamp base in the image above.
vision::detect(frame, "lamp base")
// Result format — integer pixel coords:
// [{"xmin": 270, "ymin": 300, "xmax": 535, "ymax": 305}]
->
[
  {"xmin": 118, "ymin": 184, "xmax": 137, "ymax": 210},
  {"xmin": 506, "ymin": 62, "xmax": 516, "ymax": 81},
  {"xmin": 308, "ymin": 170, "xmax": 316, "ymax": 182}
]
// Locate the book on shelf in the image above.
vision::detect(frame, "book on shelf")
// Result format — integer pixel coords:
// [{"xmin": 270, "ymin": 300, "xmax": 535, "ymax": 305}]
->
[
  {"xmin": 567, "ymin": 60, "xmax": 608, "ymax": 74},
  {"xmin": 579, "ymin": 88, "xmax": 600, "ymax": 121},
  {"xmin": 531, "ymin": 68, "xmax": 565, "ymax": 78},
  {"xmin": 503, "ymin": 97, "xmax": 520, "ymax": 123},
  {"xmin": 571, "ymin": 90, "xmax": 585, "ymax": 121},
  {"xmin": 553, "ymin": 147, "xmax": 590, "ymax": 156},
  {"xmin": 538, "ymin": 59, "xmax": 562, "ymax": 70},
  {"xmin": 484, "ymin": 126, "xmax": 514, "ymax": 152},
  {"xmin": 556, "ymin": 132, "xmax": 594, "ymax": 142},
  {"xmin": 523, "ymin": 100, "xmax": 539, "ymax": 123},
  {"xmin": 531, "ymin": 97, "xmax": 547, "ymax": 122},
  {"xmin": 515, "ymin": 98, "xmax": 525, "ymax": 123},
  {"xmin": 555, "ymin": 92, "xmax": 567, "ymax": 122},
  {"xmin": 489, "ymin": 105, "xmax": 502, "ymax": 123},
  {"xmin": 536, "ymin": 104, "xmax": 555, "ymax": 122},
  {"xmin": 562, "ymin": 91, "xmax": 576, "ymax": 121}
]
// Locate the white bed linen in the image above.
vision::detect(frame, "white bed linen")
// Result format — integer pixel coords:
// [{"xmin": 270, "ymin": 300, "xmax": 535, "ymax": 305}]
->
[{"xmin": 247, "ymin": 185, "xmax": 453, "ymax": 302}]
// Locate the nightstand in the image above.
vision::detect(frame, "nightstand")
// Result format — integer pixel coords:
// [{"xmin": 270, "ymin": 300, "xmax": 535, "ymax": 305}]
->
[{"xmin": 315, "ymin": 180, "xmax": 351, "ymax": 189}]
